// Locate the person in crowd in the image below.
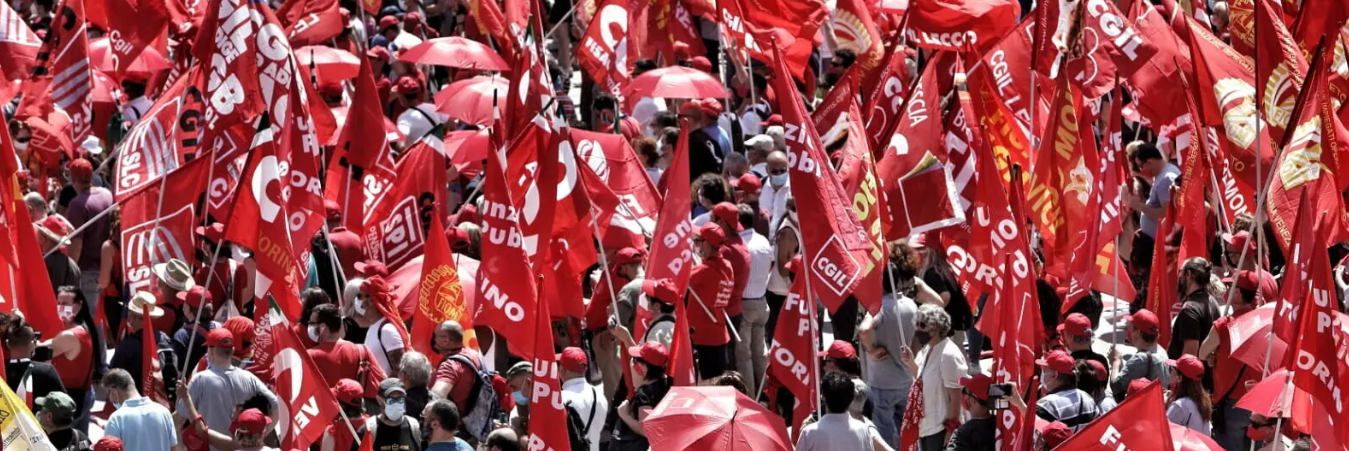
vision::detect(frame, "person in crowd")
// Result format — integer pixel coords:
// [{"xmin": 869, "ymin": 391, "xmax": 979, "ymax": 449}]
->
[
  {"xmin": 1201, "ymin": 271, "xmax": 1263, "ymax": 451},
  {"xmin": 760, "ymin": 151, "xmax": 791, "ymax": 234},
  {"xmin": 611, "ymin": 342, "xmax": 672, "ymax": 451},
  {"xmin": 176, "ymin": 328, "xmax": 278, "ymax": 450},
  {"xmin": 98, "ymin": 205, "xmax": 124, "ymax": 343},
  {"xmin": 354, "ymin": 276, "xmax": 408, "ymax": 375},
  {"xmin": 860, "ymin": 242, "xmax": 920, "ymax": 449},
  {"xmin": 37, "ymin": 392, "xmax": 91, "ymax": 451},
  {"xmin": 191, "ymin": 222, "xmax": 248, "ymax": 322},
  {"xmin": 109, "ymin": 292, "xmax": 172, "ymax": 395},
  {"xmin": 738, "ymin": 203, "xmax": 773, "ymax": 391},
  {"xmin": 103, "ymin": 368, "xmax": 176, "ymax": 451},
  {"xmin": 342, "ymin": 277, "xmax": 370, "ymax": 343},
  {"xmin": 732, "ymin": 177, "xmax": 770, "ymax": 235},
  {"xmin": 369, "ymin": 378, "xmax": 423, "ymax": 450},
  {"xmin": 1167, "ymin": 355, "xmax": 1212, "ymax": 434},
  {"xmin": 633, "ymin": 136, "xmax": 665, "ymax": 184},
  {"xmin": 153, "ymin": 258, "xmax": 196, "ymax": 332},
  {"xmin": 1080, "ymin": 360, "xmax": 1116, "ymax": 412},
  {"xmin": 295, "ymin": 287, "xmax": 335, "ymax": 348},
  {"xmin": 1109, "ymin": 308, "xmax": 1170, "ymax": 402},
  {"xmin": 796, "ymin": 371, "xmax": 892, "ymax": 451},
  {"xmin": 691, "ymin": 173, "xmax": 731, "ymax": 225},
  {"xmin": 25, "ymin": 191, "xmax": 48, "ymax": 222},
  {"xmin": 1034, "ymin": 350, "xmax": 1099, "ymax": 430},
  {"xmin": 2, "ymin": 311, "xmax": 65, "ymax": 406},
  {"xmin": 682, "ymin": 100, "xmax": 725, "ymax": 181},
  {"xmin": 172, "ymin": 286, "xmax": 218, "ymax": 372},
  {"xmin": 45, "ymin": 286, "xmax": 104, "ymax": 431},
  {"xmin": 393, "ymin": 76, "xmax": 445, "ymax": 145},
  {"xmin": 62, "ymin": 158, "xmax": 114, "ymax": 306},
  {"xmin": 484, "ymin": 427, "xmax": 522, "ymax": 451},
  {"xmin": 1124, "ymin": 142, "xmax": 1180, "ymax": 302},
  {"xmin": 912, "ymin": 237, "xmax": 973, "ymax": 362},
  {"xmin": 688, "ymin": 223, "xmax": 735, "ymax": 382},
  {"xmin": 1037, "ymin": 421, "xmax": 1073, "ymax": 451},
  {"xmin": 764, "ymin": 195, "xmax": 799, "ymax": 341},
  {"xmin": 559, "ymin": 347, "xmax": 607, "ymax": 451},
  {"xmin": 899, "ymin": 304, "xmax": 968, "ymax": 450},
  {"xmin": 1248, "ymin": 414, "xmax": 1295, "ymax": 451},
  {"xmin": 709, "ymin": 202, "xmax": 752, "ymax": 389},
  {"xmin": 595, "ymin": 92, "xmax": 642, "ymax": 140},
  {"xmin": 400, "ymin": 351, "xmax": 434, "ymax": 425},
  {"xmin": 945, "ymin": 373, "xmax": 998, "ymax": 451},
  {"xmin": 585, "ymin": 247, "xmax": 644, "ymax": 397},
  {"xmin": 505, "ymin": 361, "xmax": 534, "ymax": 435},
  {"xmin": 430, "ymin": 320, "xmax": 485, "ymax": 415},
  {"xmin": 308, "ymin": 303, "xmax": 388, "ymax": 399},
  {"xmin": 423, "ymin": 399, "xmax": 475, "ymax": 450},
  {"xmin": 321, "ymin": 379, "xmax": 370, "ymax": 451},
  {"xmin": 744, "ymin": 136, "xmax": 774, "ymax": 179},
  {"xmin": 1171, "ymin": 258, "xmax": 1222, "ymax": 360},
  {"xmin": 221, "ymin": 316, "xmax": 258, "ymax": 368},
  {"xmin": 37, "ymin": 213, "xmax": 80, "ymax": 291},
  {"xmin": 1058, "ymin": 312, "xmax": 1107, "ymax": 369}
]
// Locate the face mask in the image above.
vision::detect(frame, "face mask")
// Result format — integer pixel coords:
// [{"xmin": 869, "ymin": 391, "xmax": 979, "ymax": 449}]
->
[
  {"xmin": 512, "ymin": 391, "xmax": 528, "ymax": 406},
  {"xmin": 384, "ymin": 399, "xmax": 405, "ymax": 421},
  {"xmin": 770, "ymin": 173, "xmax": 788, "ymax": 187},
  {"xmin": 58, "ymin": 306, "xmax": 75, "ymax": 320},
  {"xmin": 354, "ymin": 299, "xmax": 367, "ymax": 316},
  {"xmin": 1247, "ymin": 425, "xmax": 1267, "ymax": 441},
  {"xmin": 307, "ymin": 325, "xmax": 321, "ymax": 342},
  {"xmin": 913, "ymin": 330, "xmax": 932, "ymax": 345},
  {"xmin": 13, "ymin": 140, "xmax": 27, "ymax": 152}
]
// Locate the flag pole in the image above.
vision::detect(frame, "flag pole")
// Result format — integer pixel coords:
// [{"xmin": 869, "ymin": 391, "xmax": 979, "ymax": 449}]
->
[
  {"xmin": 795, "ymin": 225, "xmax": 822, "ymax": 419},
  {"xmin": 179, "ymin": 239, "xmax": 225, "ymax": 376},
  {"xmin": 588, "ymin": 205, "xmax": 621, "ymax": 324}
]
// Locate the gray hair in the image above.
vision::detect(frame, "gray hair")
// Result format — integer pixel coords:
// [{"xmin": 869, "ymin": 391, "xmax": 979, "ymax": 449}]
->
[
  {"xmin": 102, "ymin": 368, "xmax": 135, "ymax": 392},
  {"xmin": 849, "ymin": 378, "xmax": 869, "ymax": 416},
  {"xmin": 23, "ymin": 192, "xmax": 46, "ymax": 214},
  {"xmin": 916, "ymin": 304, "xmax": 952, "ymax": 336},
  {"xmin": 399, "ymin": 351, "xmax": 433, "ymax": 387},
  {"xmin": 341, "ymin": 277, "xmax": 365, "ymax": 316},
  {"xmin": 765, "ymin": 126, "xmax": 786, "ymax": 150}
]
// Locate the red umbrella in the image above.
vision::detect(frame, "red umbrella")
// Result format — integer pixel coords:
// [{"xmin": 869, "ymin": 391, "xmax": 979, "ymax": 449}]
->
[
  {"xmin": 1169, "ymin": 423, "xmax": 1222, "ymax": 451},
  {"xmin": 643, "ymin": 386, "xmax": 791, "ymax": 451},
  {"xmin": 397, "ymin": 37, "xmax": 510, "ymax": 71},
  {"xmin": 433, "ymin": 76, "xmax": 508, "ymax": 126},
  {"xmin": 624, "ymin": 66, "xmax": 728, "ymax": 100},
  {"xmin": 445, "ymin": 129, "xmax": 490, "ymax": 173},
  {"xmin": 295, "ymin": 46, "xmax": 361, "ymax": 82},
  {"xmin": 1236, "ymin": 369, "xmax": 1334, "ymax": 436},
  {"xmin": 1229, "ymin": 304, "xmax": 1349, "ymax": 372},
  {"xmin": 394, "ymin": 254, "xmax": 479, "ymax": 319},
  {"xmin": 88, "ymin": 37, "xmax": 171, "ymax": 74}
]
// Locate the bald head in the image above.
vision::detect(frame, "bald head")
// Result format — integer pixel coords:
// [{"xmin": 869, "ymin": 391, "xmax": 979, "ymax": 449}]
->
[
  {"xmin": 766, "ymin": 151, "xmax": 789, "ymax": 188},
  {"xmin": 485, "ymin": 427, "xmax": 521, "ymax": 451},
  {"xmin": 439, "ymin": 320, "xmax": 464, "ymax": 342},
  {"xmin": 435, "ymin": 320, "xmax": 465, "ymax": 354}
]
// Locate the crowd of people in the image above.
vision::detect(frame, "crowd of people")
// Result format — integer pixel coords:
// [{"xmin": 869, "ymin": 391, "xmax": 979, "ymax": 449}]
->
[{"xmin": 0, "ymin": 0, "xmax": 1344, "ymax": 450}]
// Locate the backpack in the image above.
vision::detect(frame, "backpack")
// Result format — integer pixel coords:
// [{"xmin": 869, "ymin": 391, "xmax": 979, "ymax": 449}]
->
[
  {"xmin": 565, "ymin": 387, "xmax": 599, "ymax": 451},
  {"xmin": 447, "ymin": 354, "xmax": 500, "ymax": 441}
]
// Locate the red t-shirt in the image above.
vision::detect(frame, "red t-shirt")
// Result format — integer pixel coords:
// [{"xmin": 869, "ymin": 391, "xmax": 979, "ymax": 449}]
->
[
  {"xmin": 307, "ymin": 340, "xmax": 387, "ymax": 398},
  {"xmin": 585, "ymin": 272, "xmax": 631, "ymax": 332},
  {"xmin": 688, "ymin": 254, "xmax": 734, "ymax": 346},
  {"xmin": 327, "ymin": 227, "xmax": 367, "ymax": 281},
  {"xmin": 52, "ymin": 325, "xmax": 94, "ymax": 389},
  {"xmin": 1212, "ymin": 314, "xmax": 1258, "ymax": 402},
  {"xmin": 434, "ymin": 349, "xmax": 485, "ymax": 414},
  {"xmin": 720, "ymin": 233, "xmax": 750, "ymax": 317},
  {"xmin": 193, "ymin": 260, "xmax": 247, "ymax": 311}
]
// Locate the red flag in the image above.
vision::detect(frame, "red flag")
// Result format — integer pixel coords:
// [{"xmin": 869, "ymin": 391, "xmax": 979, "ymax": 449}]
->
[
  {"xmin": 19, "ymin": 0, "xmax": 94, "ymax": 143},
  {"xmin": 1050, "ymin": 381, "xmax": 1174, "ymax": 450},
  {"xmin": 503, "ymin": 2, "xmax": 553, "ymax": 137},
  {"xmin": 637, "ymin": 124, "xmax": 694, "ymax": 340},
  {"xmin": 966, "ymin": 44, "xmax": 1032, "ymax": 189},
  {"xmin": 669, "ymin": 283, "xmax": 697, "ymax": 387},
  {"xmin": 832, "ymin": 0, "xmax": 885, "ymax": 83},
  {"xmin": 1027, "ymin": 75, "xmax": 1100, "ymax": 289},
  {"xmin": 767, "ymin": 257, "xmax": 819, "ymax": 434},
  {"xmin": 474, "ymin": 129, "xmax": 544, "ymax": 362},
  {"xmin": 767, "ymin": 40, "xmax": 874, "ymax": 313},
  {"xmin": 1174, "ymin": 75, "xmax": 1213, "ymax": 263},
  {"xmin": 644, "ymin": 0, "xmax": 704, "ymax": 65},
  {"xmin": 0, "ymin": 118, "xmax": 60, "ymax": 339},
  {"xmin": 1146, "ymin": 200, "xmax": 1178, "ymax": 347},
  {"xmin": 1254, "ymin": 0, "xmax": 1308, "ymax": 146},
  {"xmin": 360, "ymin": 130, "xmax": 446, "ymax": 272},
  {"xmin": 141, "ymin": 303, "xmax": 169, "ymax": 407},
  {"xmin": 877, "ymin": 52, "xmax": 964, "ymax": 241},
  {"xmin": 524, "ymin": 284, "xmax": 572, "ymax": 451},
  {"xmin": 266, "ymin": 299, "xmax": 342, "ymax": 451},
  {"xmin": 833, "ymin": 104, "xmax": 887, "ymax": 312},
  {"xmin": 576, "ymin": 0, "xmax": 631, "ymax": 102},
  {"xmin": 276, "ymin": 0, "xmax": 343, "ymax": 47},
  {"xmin": 989, "ymin": 250, "xmax": 1039, "ymax": 451},
  {"xmin": 720, "ymin": 0, "xmax": 828, "ymax": 81},
  {"xmin": 413, "ymin": 209, "xmax": 474, "ymax": 362},
  {"xmin": 1291, "ymin": 0, "xmax": 1348, "ymax": 53},
  {"xmin": 861, "ymin": 33, "xmax": 912, "ymax": 153},
  {"xmin": 1119, "ymin": 0, "xmax": 1191, "ymax": 125},
  {"xmin": 1037, "ymin": 0, "xmax": 1156, "ymax": 99},
  {"xmin": 0, "ymin": 0, "xmax": 39, "ymax": 80},
  {"xmin": 113, "ymin": 68, "xmax": 204, "ymax": 201},
  {"xmin": 570, "ymin": 129, "xmax": 661, "ymax": 251},
  {"xmin": 104, "ymin": 0, "xmax": 169, "ymax": 77},
  {"xmin": 358, "ymin": 0, "xmax": 379, "ymax": 15},
  {"xmin": 1273, "ymin": 189, "xmax": 1317, "ymax": 344},
  {"xmin": 906, "ymin": 0, "xmax": 1019, "ymax": 53},
  {"xmin": 1264, "ymin": 39, "xmax": 1349, "ymax": 257},
  {"xmin": 1281, "ymin": 219, "xmax": 1349, "ymax": 446},
  {"xmin": 812, "ymin": 66, "xmax": 857, "ymax": 139},
  {"xmin": 202, "ymin": 123, "xmax": 255, "ymax": 224},
  {"xmin": 465, "ymin": 0, "xmax": 515, "ymax": 62},
  {"xmin": 119, "ymin": 157, "xmax": 209, "ymax": 295}
]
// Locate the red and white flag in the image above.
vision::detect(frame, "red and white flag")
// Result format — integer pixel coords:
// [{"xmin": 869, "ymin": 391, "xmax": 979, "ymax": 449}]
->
[
  {"xmin": 1175, "ymin": 74, "xmax": 1214, "ymax": 262},
  {"xmin": 989, "ymin": 250, "xmax": 1039, "ymax": 451},
  {"xmin": 766, "ymin": 257, "xmax": 819, "ymax": 435},
  {"xmin": 720, "ymin": 0, "xmax": 828, "ymax": 81},
  {"xmin": 1254, "ymin": 0, "xmax": 1307, "ymax": 146},
  {"xmin": 576, "ymin": 0, "xmax": 631, "ymax": 102},
  {"xmin": 361, "ymin": 130, "xmax": 446, "ymax": 272},
  {"xmin": 906, "ymin": 0, "xmax": 1019, "ymax": 53},
  {"xmin": 1273, "ymin": 189, "xmax": 1317, "ymax": 345},
  {"xmin": 412, "ymin": 209, "xmax": 474, "ymax": 362},
  {"xmin": 1119, "ymin": 0, "xmax": 1191, "ymax": 125},
  {"xmin": 524, "ymin": 287, "xmax": 571, "ymax": 451},
  {"xmin": 0, "ymin": 0, "xmax": 40, "ymax": 81},
  {"xmin": 119, "ymin": 157, "xmax": 209, "ymax": 296},
  {"xmin": 877, "ymin": 51, "xmax": 964, "ymax": 241},
  {"xmin": 636, "ymin": 124, "xmax": 694, "ymax": 340},
  {"xmin": 141, "ymin": 303, "xmax": 169, "ymax": 406},
  {"xmin": 20, "ymin": 0, "xmax": 94, "ymax": 143},
  {"xmin": 474, "ymin": 127, "xmax": 544, "ymax": 362},
  {"xmin": 966, "ymin": 43, "xmax": 1032, "ymax": 187},
  {"xmin": 0, "ymin": 117, "xmax": 61, "ymax": 338},
  {"xmin": 570, "ymin": 129, "xmax": 661, "ymax": 251},
  {"xmin": 832, "ymin": 0, "xmax": 885, "ymax": 84},
  {"xmin": 192, "ymin": 0, "xmax": 266, "ymax": 154},
  {"xmin": 861, "ymin": 35, "xmax": 911, "ymax": 153},
  {"xmin": 265, "ymin": 298, "xmax": 341, "ymax": 451},
  {"xmin": 113, "ymin": 68, "xmax": 203, "ymax": 201},
  {"xmin": 276, "ymin": 0, "xmax": 343, "ymax": 47},
  {"xmin": 833, "ymin": 103, "xmax": 887, "ymax": 310},
  {"xmin": 104, "ymin": 0, "xmax": 169, "ymax": 78},
  {"xmin": 768, "ymin": 40, "xmax": 875, "ymax": 313},
  {"xmin": 1051, "ymin": 381, "xmax": 1175, "ymax": 450}
]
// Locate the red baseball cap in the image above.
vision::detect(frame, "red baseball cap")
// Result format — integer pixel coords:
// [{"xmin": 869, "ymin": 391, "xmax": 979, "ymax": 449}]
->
[
  {"xmin": 696, "ymin": 223, "xmax": 725, "ymax": 247},
  {"xmin": 678, "ymin": 99, "xmax": 704, "ymax": 117},
  {"xmin": 1040, "ymin": 421, "xmax": 1073, "ymax": 448},
  {"xmin": 378, "ymin": 15, "xmax": 400, "ymax": 30},
  {"xmin": 324, "ymin": 200, "xmax": 342, "ymax": 222},
  {"xmin": 690, "ymin": 56, "xmax": 713, "ymax": 73},
  {"xmin": 1168, "ymin": 354, "xmax": 1205, "ymax": 381},
  {"xmin": 826, "ymin": 340, "xmax": 856, "ymax": 360},
  {"xmin": 765, "ymin": 114, "xmax": 784, "ymax": 127},
  {"xmin": 393, "ymin": 75, "xmax": 423, "ymax": 95},
  {"xmin": 629, "ymin": 342, "xmax": 669, "ymax": 367},
  {"xmin": 195, "ymin": 222, "xmax": 225, "ymax": 242},
  {"xmin": 447, "ymin": 227, "xmax": 471, "ymax": 250},
  {"xmin": 93, "ymin": 436, "xmax": 124, "ymax": 451},
  {"xmin": 1127, "ymin": 378, "xmax": 1151, "ymax": 398},
  {"xmin": 732, "ymin": 173, "xmax": 762, "ymax": 196},
  {"xmin": 230, "ymin": 408, "xmax": 269, "ymax": 435},
  {"xmin": 332, "ymin": 378, "xmax": 364, "ymax": 405},
  {"xmin": 612, "ymin": 247, "xmax": 645, "ymax": 266},
  {"xmin": 355, "ymin": 260, "xmax": 390, "ymax": 278},
  {"xmin": 1035, "ymin": 349, "xmax": 1076, "ymax": 374},
  {"xmin": 1126, "ymin": 309, "xmax": 1160, "ymax": 333},
  {"xmin": 318, "ymin": 80, "xmax": 344, "ymax": 99},
  {"xmin": 205, "ymin": 328, "xmax": 235, "ymax": 348},
  {"xmin": 699, "ymin": 98, "xmax": 723, "ymax": 117},
  {"xmin": 1221, "ymin": 231, "xmax": 1256, "ymax": 252},
  {"xmin": 559, "ymin": 347, "xmax": 588, "ymax": 372},
  {"xmin": 958, "ymin": 373, "xmax": 995, "ymax": 400},
  {"xmin": 642, "ymin": 278, "xmax": 680, "ymax": 305},
  {"xmin": 711, "ymin": 202, "xmax": 741, "ymax": 230},
  {"xmin": 1057, "ymin": 313, "xmax": 1092, "ymax": 338},
  {"xmin": 1085, "ymin": 360, "xmax": 1108, "ymax": 382},
  {"xmin": 67, "ymin": 158, "xmax": 93, "ymax": 183},
  {"xmin": 222, "ymin": 317, "xmax": 255, "ymax": 358},
  {"xmin": 176, "ymin": 286, "xmax": 212, "ymax": 309},
  {"xmin": 366, "ymin": 46, "xmax": 391, "ymax": 63}
]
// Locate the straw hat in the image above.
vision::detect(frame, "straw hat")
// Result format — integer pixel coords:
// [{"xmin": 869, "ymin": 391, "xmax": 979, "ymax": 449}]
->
[
  {"xmin": 126, "ymin": 292, "xmax": 165, "ymax": 318},
  {"xmin": 153, "ymin": 259, "xmax": 195, "ymax": 292}
]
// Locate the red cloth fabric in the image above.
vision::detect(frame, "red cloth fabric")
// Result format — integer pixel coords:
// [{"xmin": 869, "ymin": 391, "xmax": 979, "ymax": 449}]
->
[
  {"xmin": 599, "ymin": 116, "xmax": 643, "ymax": 141},
  {"xmin": 584, "ymin": 272, "xmax": 631, "ymax": 332},
  {"xmin": 719, "ymin": 233, "xmax": 750, "ymax": 317},
  {"xmin": 307, "ymin": 340, "xmax": 387, "ymax": 398},
  {"xmin": 1212, "ymin": 314, "xmax": 1257, "ymax": 402},
  {"xmin": 687, "ymin": 254, "xmax": 733, "ymax": 346},
  {"xmin": 292, "ymin": 323, "xmax": 318, "ymax": 349},
  {"xmin": 433, "ymin": 349, "xmax": 484, "ymax": 414},
  {"xmin": 327, "ymin": 227, "xmax": 367, "ymax": 282},
  {"xmin": 51, "ymin": 325, "xmax": 94, "ymax": 389},
  {"xmin": 193, "ymin": 260, "xmax": 246, "ymax": 311}
]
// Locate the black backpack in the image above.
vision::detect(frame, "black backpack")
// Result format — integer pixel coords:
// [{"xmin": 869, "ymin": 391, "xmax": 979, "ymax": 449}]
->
[
  {"xmin": 565, "ymin": 387, "xmax": 599, "ymax": 451},
  {"xmin": 447, "ymin": 354, "xmax": 500, "ymax": 441}
]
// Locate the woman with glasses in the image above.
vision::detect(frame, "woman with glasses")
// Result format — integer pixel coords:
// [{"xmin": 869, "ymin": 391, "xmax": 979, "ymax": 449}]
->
[{"xmin": 899, "ymin": 304, "xmax": 968, "ymax": 451}]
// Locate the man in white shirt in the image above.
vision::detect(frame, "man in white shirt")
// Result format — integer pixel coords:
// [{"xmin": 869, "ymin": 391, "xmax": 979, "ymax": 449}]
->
[
  {"xmin": 797, "ymin": 371, "xmax": 892, "ymax": 451},
  {"xmin": 121, "ymin": 73, "xmax": 152, "ymax": 124},
  {"xmin": 759, "ymin": 151, "xmax": 791, "ymax": 238},
  {"xmin": 558, "ymin": 347, "xmax": 607, "ymax": 451},
  {"xmin": 393, "ymin": 76, "xmax": 446, "ymax": 146},
  {"xmin": 737, "ymin": 204, "xmax": 773, "ymax": 394},
  {"xmin": 354, "ymin": 277, "xmax": 406, "ymax": 375},
  {"xmin": 901, "ymin": 304, "xmax": 968, "ymax": 450}
]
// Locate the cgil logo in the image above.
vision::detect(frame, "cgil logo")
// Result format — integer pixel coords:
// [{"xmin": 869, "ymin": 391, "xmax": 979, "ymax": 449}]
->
[{"xmin": 810, "ymin": 235, "xmax": 860, "ymax": 296}]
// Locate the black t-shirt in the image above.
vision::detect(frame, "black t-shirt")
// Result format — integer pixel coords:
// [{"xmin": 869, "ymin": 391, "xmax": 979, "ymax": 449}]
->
[
  {"xmin": 925, "ymin": 269, "xmax": 972, "ymax": 331},
  {"xmin": 687, "ymin": 129, "xmax": 724, "ymax": 183},
  {"xmin": 5, "ymin": 360, "xmax": 66, "ymax": 403},
  {"xmin": 49, "ymin": 428, "xmax": 92, "ymax": 451},
  {"xmin": 947, "ymin": 416, "xmax": 996, "ymax": 451},
  {"xmin": 612, "ymin": 377, "xmax": 673, "ymax": 446},
  {"xmin": 1168, "ymin": 291, "xmax": 1220, "ymax": 359},
  {"xmin": 1071, "ymin": 349, "xmax": 1110, "ymax": 373},
  {"xmin": 373, "ymin": 418, "xmax": 422, "ymax": 451}
]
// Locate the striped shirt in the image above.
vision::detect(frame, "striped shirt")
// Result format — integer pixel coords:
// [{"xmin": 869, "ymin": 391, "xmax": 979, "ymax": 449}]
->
[{"xmin": 1036, "ymin": 388, "xmax": 1100, "ymax": 431}]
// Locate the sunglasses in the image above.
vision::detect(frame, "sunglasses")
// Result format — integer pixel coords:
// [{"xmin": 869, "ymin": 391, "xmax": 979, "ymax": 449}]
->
[
  {"xmin": 769, "ymin": 168, "xmax": 788, "ymax": 175},
  {"xmin": 1250, "ymin": 418, "xmax": 1275, "ymax": 428}
]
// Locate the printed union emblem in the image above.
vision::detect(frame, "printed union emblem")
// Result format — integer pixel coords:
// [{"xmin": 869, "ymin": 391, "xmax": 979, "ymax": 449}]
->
[
  {"xmin": 1278, "ymin": 118, "xmax": 1326, "ymax": 190},
  {"xmin": 420, "ymin": 265, "xmax": 465, "ymax": 322},
  {"xmin": 1214, "ymin": 78, "xmax": 1261, "ymax": 150},
  {"xmin": 1065, "ymin": 159, "xmax": 1094, "ymax": 205}
]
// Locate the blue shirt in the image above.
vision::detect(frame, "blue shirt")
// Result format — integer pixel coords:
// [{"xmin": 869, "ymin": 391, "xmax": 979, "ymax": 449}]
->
[
  {"xmin": 702, "ymin": 124, "xmax": 732, "ymax": 157},
  {"xmin": 105, "ymin": 397, "xmax": 177, "ymax": 451},
  {"xmin": 427, "ymin": 439, "xmax": 474, "ymax": 451}
]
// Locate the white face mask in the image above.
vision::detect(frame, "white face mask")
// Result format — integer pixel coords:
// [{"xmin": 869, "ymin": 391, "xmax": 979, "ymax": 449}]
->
[
  {"xmin": 384, "ymin": 399, "xmax": 405, "ymax": 421},
  {"xmin": 307, "ymin": 325, "xmax": 322, "ymax": 342},
  {"xmin": 58, "ymin": 305, "xmax": 75, "ymax": 320},
  {"xmin": 13, "ymin": 140, "xmax": 27, "ymax": 152},
  {"xmin": 354, "ymin": 299, "xmax": 367, "ymax": 316}
]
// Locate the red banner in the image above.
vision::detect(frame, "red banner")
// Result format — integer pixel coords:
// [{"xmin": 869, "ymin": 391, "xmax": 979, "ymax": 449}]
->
[
  {"xmin": 577, "ymin": 0, "xmax": 632, "ymax": 102},
  {"xmin": 120, "ymin": 157, "xmax": 208, "ymax": 295},
  {"xmin": 362, "ymin": 132, "xmax": 446, "ymax": 272},
  {"xmin": 19, "ymin": 0, "xmax": 94, "ymax": 143},
  {"xmin": 989, "ymin": 250, "xmax": 1039, "ymax": 451},
  {"xmin": 1027, "ymin": 76, "xmax": 1099, "ymax": 284},
  {"xmin": 475, "ymin": 129, "xmax": 543, "ymax": 362},
  {"xmin": 1176, "ymin": 77, "xmax": 1213, "ymax": 262},
  {"xmin": 967, "ymin": 42, "xmax": 1032, "ymax": 189},
  {"xmin": 114, "ymin": 70, "xmax": 201, "ymax": 201},
  {"xmin": 1273, "ymin": 189, "xmax": 1316, "ymax": 344},
  {"xmin": 1052, "ymin": 381, "xmax": 1174, "ymax": 450},
  {"xmin": 336, "ymin": 55, "xmax": 396, "ymax": 180},
  {"xmin": 266, "ymin": 299, "xmax": 341, "ymax": 451},
  {"xmin": 1119, "ymin": 1, "xmax": 1191, "ymax": 125},
  {"xmin": 414, "ymin": 210, "xmax": 475, "ymax": 360},
  {"xmin": 1254, "ymin": 0, "xmax": 1307, "ymax": 146},
  {"xmin": 637, "ymin": 125, "xmax": 694, "ymax": 340},
  {"xmin": 768, "ymin": 42, "xmax": 874, "ymax": 313},
  {"xmin": 0, "ymin": 0, "xmax": 39, "ymax": 81},
  {"xmin": 906, "ymin": 0, "xmax": 1019, "ymax": 53},
  {"xmin": 0, "ymin": 120, "xmax": 61, "ymax": 340},
  {"xmin": 193, "ymin": 0, "xmax": 266, "ymax": 154},
  {"xmin": 524, "ymin": 292, "xmax": 570, "ymax": 450},
  {"xmin": 1146, "ymin": 200, "xmax": 1178, "ymax": 347},
  {"xmin": 834, "ymin": 104, "xmax": 887, "ymax": 312},
  {"xmin": 861, "ymin": 36, "xmax": 911, "ymax": 153},
  {"xmin": 877, "ymin": 52, "xmax": 963, "ymax": 241},
  {"xmin": 767, "ymin": 262, "xmax": 819, "ymax": 433},
  {"xmin": 1283, "ymin": 222, "xmax": 1349, "ymax": 448},
  {"xmin": 104, "ymin": 0, "xmax": 168, "ymax": 78},
  {"xmin": 276, "ymin": 0, "xmax": 343, "ymax": 47},
  {"xmin": 571, "ymin": 129, "xmax": 661, "ymax": 251}
]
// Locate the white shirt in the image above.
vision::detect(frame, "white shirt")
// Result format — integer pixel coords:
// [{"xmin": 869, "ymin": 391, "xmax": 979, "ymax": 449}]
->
[
  {"xmin": 692, "ymin": 211, "xmax": 711, "ymax": 227},
  {"xmin": 561, "ymin": 377, "xmax": 607, "ymax": 451},
  {"xmin": 760, "ymin": 179, "xmax": 791, "ymax": 239},
  {"xmin": 631, "ymin": 97, "xmax": 666, "ymax": 132},
  {"xmin": 363, "ymin": 317, "xmax": 405, "ymax": 375},
  {"xmin": 392, "ymin": 31, "xmax": 423, "ymax": 52},
  {"xmin": 397, "ymin": 103, "xmax": 446, "ymax": 146},
  {"xmin": 796, "ymin": 413, "xmax": 880, "ymax": 451},
  {"xmin": 741, "ymin": 229, "xmax": 772, "ymax": 298},
  {"xmin": 917, "ymin": 338, "xmax": 968, "ymax": 436},
  {"xmin": 123, "ymin": 96, "xmax": 152, "ymax": 123}
]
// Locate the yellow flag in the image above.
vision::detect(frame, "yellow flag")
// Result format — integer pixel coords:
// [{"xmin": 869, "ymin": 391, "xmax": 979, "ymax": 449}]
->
[{"xmin": 0, "ymin": 380, "xmax": 55, "ymax": 451}]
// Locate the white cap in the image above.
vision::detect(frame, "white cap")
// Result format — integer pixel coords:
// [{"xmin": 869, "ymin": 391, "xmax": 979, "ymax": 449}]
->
[{"xmin": 82, "ymin": 136, "xmax": 102, "ymax": 155}]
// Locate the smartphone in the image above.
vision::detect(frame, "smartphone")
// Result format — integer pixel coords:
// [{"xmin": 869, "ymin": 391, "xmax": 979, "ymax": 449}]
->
[{"xmin": 988, "ymin": 383, "xmax": 1014, "ymax": 410}]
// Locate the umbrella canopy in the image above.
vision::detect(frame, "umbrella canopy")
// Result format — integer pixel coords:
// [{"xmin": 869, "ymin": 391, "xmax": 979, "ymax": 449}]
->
[
  {"xmin": 1236, "ymin": 369, "xmax": 1336, "ymax": 436},
  {"xmin": 1229, "ymin": 304, "xmax": 1349, "ymax": 373},
  {"xmin": 397, "ymin": 37, "xmax": 510, "ymax": 71},
  {"xmin": 444, "ymin": 129, "xmax": 490, "ymax": 174},
  {"xmin": 1169, "ymin": 423, "xmax": 1222, "ymax": 451},
  {"xmin": 433, "ymin": 76, "xmax": 508, "ymax": 126},
  {"xmin": 643, "ymin": 386, "xmax": 791, "ymax": 451},
  {"xmin": 624, "ymin": 66, "xmax": 728, "ymax": 100},
  {"xmin": 394, "ymin": 254, "xmax": 479, "ymax": 320},
  {"xmin": 88, "ymin": 37, "xmax": 171, "ymax": 75},
  {"xmin": 295, "ymin": 46, "xmax": 361, "ymax": 82}
]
